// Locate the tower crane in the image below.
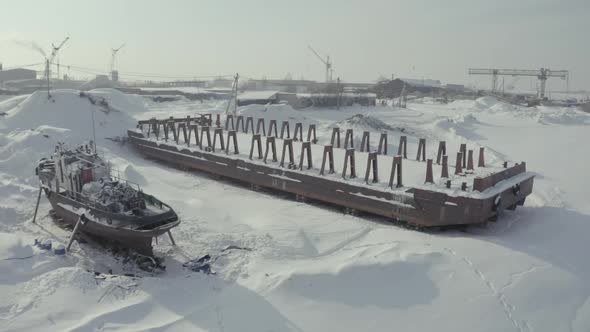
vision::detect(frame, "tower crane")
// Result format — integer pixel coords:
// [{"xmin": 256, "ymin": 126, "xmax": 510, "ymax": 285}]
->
[
  {"xmin": 308, "ymin": 45, "xmax": 333, "ymax": 83},
  {"xmin": 44, "ymin": 37, "xmax": 69, "ymax": 80},
  {"xmin": 468, "ymin": 67, "xmax": 568, "ymax": 99},
  {"xmin": 110, "ymin": 43, "xmax": 125, "ymax": 81}
]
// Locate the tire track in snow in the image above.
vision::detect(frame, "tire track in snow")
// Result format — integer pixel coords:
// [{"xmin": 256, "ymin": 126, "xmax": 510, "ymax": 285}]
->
[{"xmin": 442, "ymin": 247, "xmax": 532, "ymax": 332}]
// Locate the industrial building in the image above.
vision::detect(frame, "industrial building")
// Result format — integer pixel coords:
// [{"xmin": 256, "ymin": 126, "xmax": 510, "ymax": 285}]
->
[{"xmin": 0, "ymin": 68, "xmax": 37, "ymax": 83}]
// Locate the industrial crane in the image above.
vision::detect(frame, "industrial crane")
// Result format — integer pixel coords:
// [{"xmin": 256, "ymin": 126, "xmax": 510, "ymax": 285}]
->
[
  {"xmin": 44, "ymin": 37, "xmax": 69, "ymax": 80},
  {"xmin": 468, "ymin": 68, "xmax": 568, "ymax": 99},
  {"xmin": 308, "ymin": 45, "xmax": 333, "ymax": 83},
  {"xmin": 110, "ymin": 43, "xmax": 125, "ymax": 81}
]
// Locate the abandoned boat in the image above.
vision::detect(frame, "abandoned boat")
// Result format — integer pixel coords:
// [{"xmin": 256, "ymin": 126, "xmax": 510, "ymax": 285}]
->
[{"xmin": 35, "ymin": 142, "xmax": 180, "ymax": 255}]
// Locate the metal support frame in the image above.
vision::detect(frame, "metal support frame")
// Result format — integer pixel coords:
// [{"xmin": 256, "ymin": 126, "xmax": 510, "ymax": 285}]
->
[
  {"xmin": 225, "ymin": 114, "xmax": 235, "ymax": 130},
  {"xmin": 236, "ymin": 115, "xmax": 245, "ymax": 132},
  {"xmin": 264, "ymin": 136, "xmax": 278, "ymax": 163},
  {"xmin": 416, "ymin": 138, "xmax": 426, "ymax": 161},
  {"xmin": 189, "ymin": 124, "xmax": 200, "ymax": 147},
  {"xmin": 249, "ymin": 134, "xmax": 263, "ymax": 160},
  {"xmin": 177, "ymin": 123, "xmax": 187, "ymax": 145},
  {"xmin": 299, "ymin": 141, "xmax": 313, "ymax": 170},
  {"xmin": 398, "ymin": 136, "xmax": 407, "ymax": 158},
  {"xmin": 307, "ymin": 124, "xmax": 317, "ymax": 143},
  {"xmin": 460, "ymin": 144, "xmax": 467, "ymax": 168},
  {"xmin": 377, "ymin": 132, "xmax": 388, "ymax": 155},
  {"xmin": 200, "ymin": 126, "xmax": 212, "ymax": 150},
  {"xmin": 342, "ymin": 148, "xmax": 356, "ymax": 179},
  {"xmin": 245, "ymin": 117, "xmax": 254, "ymax": 134},
  {"xmin": 280, "ymin": 121, "xmax": 291, "ymax": 139},
  {"xmin": 436, "ymin": 141, "xmax": 446, "ymax": 164},
  {"xmin": 360, "ymin": 131, "xmax": 370, "ymax": 152},
  {"xmin": 441, "ymin": 155, "xmax": 449, "ymax": 178},
  {"xmin": 294, "ymin": 123, "xmax": 303, "ymax": 141},
  {"xmin": 226, "ymin": 130, "xmax": 239, "ymax": 154},
  {"xmin": 212, "ymin": 128, "xmax": 225, "ymax": 152},
  {"xmin": 344, "ymin": 129, "xmax": 354, "ymax": 149},
  {"xmin": 467, "ymin": 150, "xmax": 474, "ymax": 171},
  {"xmin": 32, "ymin": 186, "xmax": 43, "ymax": 224},
  {"xmin": 268, "ymin": 120, "xmax": 278, "ymax": 137},
  {"xmin": 364, "ymin": 152, "xmax": 379, "ymax": 184},
  {"xmin": 331, "ymin": 127, "xmax": 341, "ymax": 148},
  {"xmin": 478, "ymin": 147, "xmax": 485, "ymax": 167},
  {"xmin": 280, "ymin": 138, "xmax": 295, "ymax": 168},
  {"xmin": 256, "ymin": 118, "xmax": 266, "ymax": 136},
  {"xmin": 389, "ymin": 156, "xmax": 403, "ymax": 188},
  {"xmin": 455, "ymin": 152, "xmax": 463, "ymax": 175},
  {"xmin": 425, "ymin": 159, "xmax": 434, "ymax": 184},
  {"xmin": 320, "ymin": 145, "xmax": 335, "ymax": 175}
]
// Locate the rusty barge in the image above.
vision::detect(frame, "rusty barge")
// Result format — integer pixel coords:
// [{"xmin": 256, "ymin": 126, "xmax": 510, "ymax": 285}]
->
[{"xmin": 127, "ymin": 114, "xmax": 534, "ymax": 228}]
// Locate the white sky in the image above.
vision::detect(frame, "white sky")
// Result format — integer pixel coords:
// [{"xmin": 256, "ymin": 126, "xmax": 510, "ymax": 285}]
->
[{"xmin": 0, "ymin": 0, "xmax": 588, "ymax": 90}]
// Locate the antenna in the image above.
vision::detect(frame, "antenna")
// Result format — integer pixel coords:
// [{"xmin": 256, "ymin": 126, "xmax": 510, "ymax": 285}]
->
[
  {"xmin": 110, "ymin": 43, "xmax": 125, "ymax": 81},
  {"xmin": 43, "ymin": 36, "xmax": 69, "ymax": 99},
  {"xmin": 308, "ymin": 45, "xmax": 333, "ymax": 83}
]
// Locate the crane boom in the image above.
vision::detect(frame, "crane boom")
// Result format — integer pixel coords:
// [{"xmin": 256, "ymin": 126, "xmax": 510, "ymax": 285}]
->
[
  {"xmin": 308, "ymin": 45, "xmax": 327, "ymax": 65},
  {"xmin": 307, "ymin": 45, "xmax": 333, "ymax": 82}
]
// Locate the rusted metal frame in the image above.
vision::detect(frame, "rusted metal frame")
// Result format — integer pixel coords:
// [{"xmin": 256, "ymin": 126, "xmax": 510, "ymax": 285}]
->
[
  {"xmin": 280, "ymin": 121, "xmax": 291, "ymax": 139},
  {"xmin": 235, "ymin": 115, "xmax": 245, "ymax": 132},
  {"xmin": 188, "ymin": 124, "xmax": 200, "ymax": 147},
  {"xmin": 225, "ymin": 130, "xmax": 239, "ymax": 155},
  {"xmin": 225, "ymin": 114, "xmax": 235, "ymax": 130},
  {"xmin": 307, "ymin": 124, "xmax": 318, "ymax": 144},
  {"xmin": 177, "ymin": 123, "xmax": 188, "ymax": 146},
  {"xmin": 215, "ymin": 114, "xmax": 221, "ymax": 128},
  {"xmin": 294, "ymin": 123, "xmax": 303, "ymax": 141},
  {"xmin": 212, "ymin": 128, "xmax": 225, "ymax": 152},
  {"xmin": 441, "ymin": 155, "xmax": 449, "ymax": 178},
  {"xmin": 455, "ymin": 152, "xmax": 463, "ymax": 175},
  {"xmin": 467, "ymin": 150, "xmax": 474, "ymax": 172},
  {"xmin": 200, "ymin": 126, "xmax": 212, "ymax": 150},
  {"xmin": 389, "ymin": 156, "xmax": 403, "ymax": 188},
  {"xmin": 245, "ymin": 117, "xmax": 254, "ymax": 134},
  {"xmin": 478, "ymin": 147, "xmax": 485, "ymax": 167},
  {"xmin": 425, "ymin": 159, "xmax": 434, "ymax": 184},
  {"xmin": 344, "ymin": 129, "xmax": 354, "ymax": 149},
  {"xmin": 377, "ymin": 132, "xmax": 388, "ymax": 155},
  {"xmin": 342, "ymin": 148, "xmax": 356, "ymax": 179},
  {"xmin": 360, "ymin": 131, "xmax": 370, "ymax": 152},
  {"xmin": 249, "ymin": 134, "xmax": 263, "ymax": 160},
  {"xmin": 436, "ymin": 141, "xmax": 446, "ymax": 164},
  {"xmin": 398, "ymin": 136, "xmax": 407, "ymax": 158},
  {"xmin": 460, "ymin": 143, "xmax": 467, "ymax": 168},
  {"xmin": 280, "ymin": 138, "xmax": 295, "ymax": 168},
  {"xmin": 331, "ymin": 127, "xmax": 341, "ymax": 148},
  {"xmin": 264, "ymin": 136, "xmax": 277, "ymax": 163},
  {"xmin": 416, "ymin": 138, "xmax": 426, "ymax": 161},
  {"xmin": 320, "ymin": 145, "xmax": 335, "ymax": 175},
  {"xmin": 268, "ymin": 120, "xmax": 278, "ymax": 137},
  {"xmin": 299, "ymin": 141, "xmax": 313, "ymax": 170},
  {"xmin": 364, "ymin": 152, "xmax": 379, "ymax": 184},
  {"xmin": 256, "ymin": 118, "xmax": 266, "ymax": 136}
]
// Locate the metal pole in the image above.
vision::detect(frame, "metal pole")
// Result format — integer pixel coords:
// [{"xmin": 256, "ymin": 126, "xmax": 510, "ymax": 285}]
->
[
  {"xmin": 167, "ymin": 230, "xmax": 176, "ymax": 246},
  {"xmin": 66, "ymin": 214, "xmax": 85, "ymax": 251},
  {"xmin": 32, "ymin": 186, "xmax": 43, "ymax": 224}
]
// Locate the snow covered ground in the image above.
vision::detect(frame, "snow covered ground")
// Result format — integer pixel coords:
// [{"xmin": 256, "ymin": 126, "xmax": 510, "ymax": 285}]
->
[{"xmin": 1, "ymin": 89, "xmax": 589, "ymax": 331}]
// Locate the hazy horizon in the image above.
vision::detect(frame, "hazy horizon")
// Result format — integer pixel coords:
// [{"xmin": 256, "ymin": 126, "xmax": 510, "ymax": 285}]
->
[{"xmin": 1, "ymin": 0, "xmax": 588, "ymax": 91}]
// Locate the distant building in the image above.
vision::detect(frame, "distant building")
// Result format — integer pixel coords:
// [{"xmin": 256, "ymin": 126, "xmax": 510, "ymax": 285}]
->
[
  {"xmin": 245, "ymin": 79, "xmax": 317, "ymax": 93},
  {"xmin": 445, "ymin": 84, "xmax": 465, "ymax": 92},
  {"xmin": 0, "ymin": 68, "xmax": 37, "ymax": 83},
  {"xmin": 237, "ymin": 90, "xmax": 301, "ymax": 108}
]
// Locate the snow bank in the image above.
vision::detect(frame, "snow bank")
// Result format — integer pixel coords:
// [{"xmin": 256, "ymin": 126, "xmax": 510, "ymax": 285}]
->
[
  {"xmin": 333, "ymin": 114, "xmax": 403, "ymax": 132},
  {"xmin": 237, "ymin": 104, "xmax": 314, "ymax": 123},
  {"xmin": 0, "ymin": 232, "xmax": 33, "ymax": 260}
]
